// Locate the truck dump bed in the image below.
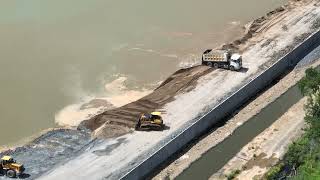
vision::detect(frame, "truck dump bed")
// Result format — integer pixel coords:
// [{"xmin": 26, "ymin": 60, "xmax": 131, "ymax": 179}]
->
[{"xmin": 202, "ymin": 49, "xmax": 229, "ymax": 62}]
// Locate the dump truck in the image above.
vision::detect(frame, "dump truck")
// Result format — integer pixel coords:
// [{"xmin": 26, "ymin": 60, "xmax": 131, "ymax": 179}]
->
[
  {"xmin": 202, "ymin": 49, "xmax": 242, "ymax": 71},
  {"xmin": 136, "ymin": 112, "xmax": 164, "ymax": 130},
  {"xmin": 0, "ymin": 156, "xmax": 25, "ymax": 178}
]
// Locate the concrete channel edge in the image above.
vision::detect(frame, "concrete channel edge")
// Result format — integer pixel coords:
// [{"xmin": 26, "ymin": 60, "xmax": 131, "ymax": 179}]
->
[{"xmin": 120, "ymin": 30, "xmax": 320, "ymax": 180}]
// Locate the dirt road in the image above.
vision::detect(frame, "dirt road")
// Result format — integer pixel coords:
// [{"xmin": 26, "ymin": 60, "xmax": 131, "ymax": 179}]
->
[{"xmin": 153, "ymin": 55, "xmax": 320, "ymax": 180}]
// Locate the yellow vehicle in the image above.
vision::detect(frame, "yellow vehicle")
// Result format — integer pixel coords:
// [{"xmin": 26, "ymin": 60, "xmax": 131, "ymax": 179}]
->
[
  {"xmin": 136, "ymin": 112, "xmax": 164, "ymax": 130},
  {"xmin": 0, "ymin": 156, "xmax": 25, "ymax": 178}
]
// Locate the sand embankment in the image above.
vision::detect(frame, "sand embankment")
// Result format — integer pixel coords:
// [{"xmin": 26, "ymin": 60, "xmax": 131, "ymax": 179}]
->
[
  {"xmin": 81, "ymin": 65, "xmax": 213, "ymax": 138},
  {"xmin": 55, "ymin": 76, "xmax": 152, "ymax": 127}
]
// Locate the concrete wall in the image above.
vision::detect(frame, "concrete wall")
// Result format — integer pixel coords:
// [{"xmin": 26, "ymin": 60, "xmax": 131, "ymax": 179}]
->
[{"xmin": 121, "ymin": 30, "xmax": 320, "ymax": 180}]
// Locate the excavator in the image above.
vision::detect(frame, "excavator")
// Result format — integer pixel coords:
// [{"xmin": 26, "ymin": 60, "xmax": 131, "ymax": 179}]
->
[
  {"xmin": 0, "ymin": 156, "xmax": 25, "ymax": 178},
  {"xmin": 136, "ymin": 112, "xmax": 164, "ymax": 130}
]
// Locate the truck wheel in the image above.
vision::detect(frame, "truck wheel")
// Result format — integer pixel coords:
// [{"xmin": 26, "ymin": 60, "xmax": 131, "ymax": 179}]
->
[
  {"xmin": 135, "ymin": 118, "xmax": 141, "ymax": 129},
  {"xmin": 213, "ymin": 63, "xmax": 219, "ymax": 68},
  {"xmin": 207, "ymin": 62, "xmax": 212, "ymax": 67},
  {"xmin": 230, "ymin": 66, "xmax": 235, "ymax": 71},
  {"xmin": 6, "ymin": 170, "xmax": 16, "ymax": 178}
]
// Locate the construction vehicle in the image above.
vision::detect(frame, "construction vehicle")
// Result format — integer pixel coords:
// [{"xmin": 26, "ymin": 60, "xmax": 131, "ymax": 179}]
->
[
  {"xmin": 136, "ymin": 112, "xmax": 164, "ymax": 130},
  {"xmin": 0, "ymin": 156, "xmax": 25, "ymax": 178},
  {"xmin": 202, "ymin": 49, "xmax": 242, "ymax": 71}
]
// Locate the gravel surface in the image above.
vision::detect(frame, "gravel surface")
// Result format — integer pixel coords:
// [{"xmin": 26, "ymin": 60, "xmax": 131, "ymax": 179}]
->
[{"xmin": 0, "ymin": 128, "xmax": 94, "ymax": 180}]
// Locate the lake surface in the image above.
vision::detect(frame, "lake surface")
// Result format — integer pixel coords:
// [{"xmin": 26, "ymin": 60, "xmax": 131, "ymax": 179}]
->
[{"xmin": 0, "ymin": 0, "xmax": 286, "ymax": 146}]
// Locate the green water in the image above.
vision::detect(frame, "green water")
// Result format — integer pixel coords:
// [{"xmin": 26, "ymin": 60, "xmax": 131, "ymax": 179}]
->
[{"xmin": 0, "ymin": 0, "xmax": 286, "ymax": 145}]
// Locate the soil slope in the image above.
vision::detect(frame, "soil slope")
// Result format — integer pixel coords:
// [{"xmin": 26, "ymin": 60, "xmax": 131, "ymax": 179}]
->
[{"xmin": 82, "ymin": 65, "xmax": 213, "ymax": 138}]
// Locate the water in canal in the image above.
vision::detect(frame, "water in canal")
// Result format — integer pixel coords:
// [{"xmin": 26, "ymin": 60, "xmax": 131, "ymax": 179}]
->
[{"xmin": 177, "ymin": 84, "xmax": 303, "ymax": 180}]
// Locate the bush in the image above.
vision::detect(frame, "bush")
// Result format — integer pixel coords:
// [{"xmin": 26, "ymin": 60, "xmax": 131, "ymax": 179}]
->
[
  {"xmin": 226, "ymin": 169, "xmax": 241, "ymax": 180},
  {"xmin": 265, "ymin": 163, "xmax": 283, "ymax": 180}
]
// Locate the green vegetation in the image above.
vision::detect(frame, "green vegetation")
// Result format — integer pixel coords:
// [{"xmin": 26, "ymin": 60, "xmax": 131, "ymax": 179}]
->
[
  {"xmin": 226, "ymin": 169, "xmax": 241, "ymax": 180},
  {"xmin": 266, "ymin": 68, "xmax": 320, "ymax": 179},
  {"xmin": 266, "ymin": 163, "xmax": 284, "ymax": 179}
]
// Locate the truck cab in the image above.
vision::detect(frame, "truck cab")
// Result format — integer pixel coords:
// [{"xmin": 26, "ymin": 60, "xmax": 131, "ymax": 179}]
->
[{"xmin": 230, "ymin": 53, "xmax": 242, "ymax": 71}]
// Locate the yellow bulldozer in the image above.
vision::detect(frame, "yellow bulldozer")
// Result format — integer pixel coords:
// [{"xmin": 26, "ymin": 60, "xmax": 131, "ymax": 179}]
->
[
  {"xmin": 135, "ymin": 112, "xmax": 164, "ymax": 130},
  {"xmin": 0, "ymin": 156, "xmax": 25, "ymax": 178}
]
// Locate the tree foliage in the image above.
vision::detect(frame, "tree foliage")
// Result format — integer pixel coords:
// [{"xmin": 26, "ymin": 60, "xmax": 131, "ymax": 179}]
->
[
  {"xmin": 267, "ymin": 68, "xmax": 320, "ymax": 179},
  {"xmin": 298, "ymin": 68, "xmax": 320, "ymax": 96},
  {"xmin": 299, "ymin": 68, "xmax": 320, "ymax": 138}
]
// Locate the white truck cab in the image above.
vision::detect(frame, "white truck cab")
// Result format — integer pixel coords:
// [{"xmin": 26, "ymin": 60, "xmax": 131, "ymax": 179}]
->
[{"xmin": 230, "ymin": 53, "xmax": 242, "ymax": 71}]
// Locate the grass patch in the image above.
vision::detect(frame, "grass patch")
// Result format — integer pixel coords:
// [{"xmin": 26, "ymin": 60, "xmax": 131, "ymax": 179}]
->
[{"xmin": 226, "ymin": 169, "xmax": 241, "ymax": 180}]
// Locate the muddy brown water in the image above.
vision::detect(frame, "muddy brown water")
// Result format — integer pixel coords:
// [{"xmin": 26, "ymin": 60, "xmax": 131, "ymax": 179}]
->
[
  {"xmin": 176, "ymin": 84, "xmax": 303, "ymax": 180},
  {"xmin": 0, "ymin": 0, "xmax": 286, "ymax": 146}
]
